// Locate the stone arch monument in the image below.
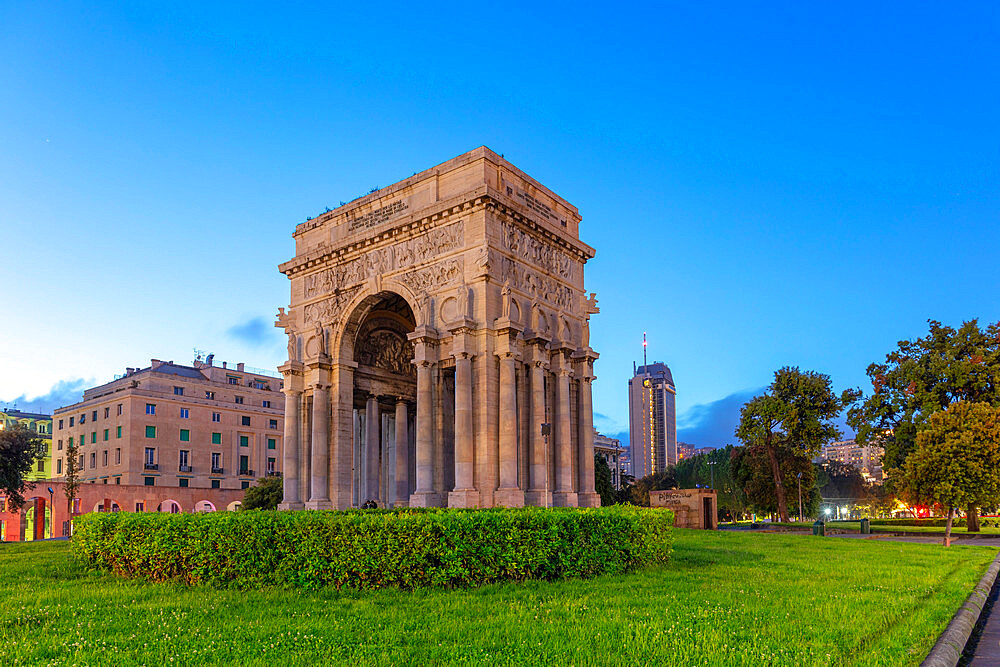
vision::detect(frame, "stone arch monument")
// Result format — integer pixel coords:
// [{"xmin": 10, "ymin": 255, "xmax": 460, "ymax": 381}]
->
[{"xmin": 276, "ymin": 147, "xmax": 601, "ymax": 509}]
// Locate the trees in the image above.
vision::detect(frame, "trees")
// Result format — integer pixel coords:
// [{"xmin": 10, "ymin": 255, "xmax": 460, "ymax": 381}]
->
[
  {"xmin": 731, "ymin": 444, "xmax": 817, "ymax": 518},
  {"xmin": 0, "ymin": 424, "xmax": 43, "ymax": 510},
  {"xmin": 593, "ymin": 454, "xmax": 616, "ymax": 506},
  {"xmin": 64, "ymin": 440, "xmax": 80, "ymax": 534},
  {"xmin": 675, "ymin": 445, "xmax": 749, "ymax": 520},
  {"xmin": 898, "ymin": 402, "xmax": 1000, "ymax": 545},
  {"xmin": 816, "ymin": 460, "xmax": 868, "ymax": 501},
  {"xmin": 629, "ymin": 469, "xmax": 676, "ymax": 507},
  {"xmin": 735, "ymin": 367, "xmax": 855, "ymax": 522},
  {"xmin": 242, "ymin": 476, "xmax": 283, "ymax": 510},
  {"xmin": 847, "ymin": 319, "xmax": 1000, "ymax": 528}
]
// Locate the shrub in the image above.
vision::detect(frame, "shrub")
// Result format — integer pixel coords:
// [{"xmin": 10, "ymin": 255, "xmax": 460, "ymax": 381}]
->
[{"xmin": 72, "ymin": 506, "xmax": 674, "ymax": 591}]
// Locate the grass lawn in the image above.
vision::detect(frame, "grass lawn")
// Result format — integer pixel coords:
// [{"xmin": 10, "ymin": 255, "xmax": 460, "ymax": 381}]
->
[{"xmin": 1, "ymin": 530, "xmax": 995, "ymax": 666}]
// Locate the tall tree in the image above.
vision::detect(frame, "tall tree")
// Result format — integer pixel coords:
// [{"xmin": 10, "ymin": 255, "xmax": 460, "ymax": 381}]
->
[
  {"xmin": 847, "ymin": 319, "xmax": 1000, "ymax": 528},
  {"xmin": 593, "ymin": 454, "xmax": 616, "ymax": 506},
  {"xmin": 898, "ymin": 402, "xmax": 1000, "ymax": 545},
  {"xmin": 64, "ymin": 440, "xmax": 81, "ymax": 536},
  {"xmin": 0, "ymin": 424, "xmax": 43, "ymax": 509},
  {"xmin": 629, "ymin": 469, "xmax": 676, "ymax": 506},
  {"xmin": 242, "ymin": 475, "xmax": 283, "ymax": 510},
  {"xmin": 735, "ymin": 367, "xmax": 855, "ymax": 522},
  {"xmin": 731, "ymin": 444, "xmax": 817, "ymax": 518},
  {"xmin": 675, "ymin": 445, "xmax": 749, "ymax": 520},
  {"xmin": 816, "ymin": 460, "xmax": 869, "ymax": 502}
]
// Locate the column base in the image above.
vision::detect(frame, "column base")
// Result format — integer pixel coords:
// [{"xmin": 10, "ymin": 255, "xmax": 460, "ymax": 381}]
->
[
  {"xmin": 524, "ymin": 490, "xmax": 552, "ymax": 508},
  {"xmin": 447, "ymin": 489, "xmax": 480, "ymax": 508},
  {"xmin": 408, "ymin": 491, "xmax": 444, "ymax": 508},
  {"xmin": 551, "ymin": 491, "xmax": 579, "ymax": 507},
  {"xmin": 392, "ymin": 499, "xmax": 410, "ymax": 509},
  {"xmin": 577, "ymin": 492, "xmax": 601, "ymax": 508},
  {"xmin": 304, "ymin": 499, "xmax": 333, "ymax": 510},
  {"xmin": 277, "ymin": 501, "xmax": 305, "ymax": 511},
  {"xmin": 494, "ymin": 487, "xmax": 525, "ymax": 508}
]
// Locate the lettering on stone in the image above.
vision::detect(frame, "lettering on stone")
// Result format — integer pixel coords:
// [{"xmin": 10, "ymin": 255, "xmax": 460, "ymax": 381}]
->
[
  {"xmin": 506, "ymin": 182, "xmax": 566, "ymax": 227},
  {"xmin": 347, "ymin": 200, "xmax": 409, "ymax": 233},
  {"xmin": 501, "ymin": 257, "xmax": 574, "ymax": 310},
  {"xmin": 303, "ymin": 221, "xmax": 465, "ymax": 299},
  {"xmin": 501, "ymin": 221, "xmax": 574, "ymax": 280}
]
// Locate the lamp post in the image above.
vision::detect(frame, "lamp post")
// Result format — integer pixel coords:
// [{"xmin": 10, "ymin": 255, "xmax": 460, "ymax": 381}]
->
[
  {"xmin": 796, "ymin": 472, "xmax": 803, "ymax": 522},
  {"xmin": 707, "ymin": 460, "xmax": 716, "ymax": 490}
]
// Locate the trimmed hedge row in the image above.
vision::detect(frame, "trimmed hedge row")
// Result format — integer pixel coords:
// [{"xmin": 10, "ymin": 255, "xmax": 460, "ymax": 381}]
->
[{"xmin": 72, "ymin": 506, "xmax": 674, "ymax": 590}]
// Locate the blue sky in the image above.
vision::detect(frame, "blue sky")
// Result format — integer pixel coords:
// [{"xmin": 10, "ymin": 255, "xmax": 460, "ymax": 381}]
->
[{"xmin": 2, "ymin": 3, "xmax": 998, "ymax": 449}]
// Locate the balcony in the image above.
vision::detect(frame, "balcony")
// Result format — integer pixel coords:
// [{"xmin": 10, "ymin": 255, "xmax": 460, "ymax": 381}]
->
[
  {"xmin": 239, "ymin": 469, "xmax": 254, "ymax": 477},
  {"xmin": 179, "ymin": 465, "xmax": 192, "ymax": 473},
  {"xmin": 211, "ymin": 466, "xmax": 224, "ymax": 475},
  {"xmin": 144, "ymin": 463, "xmax": 158, "ymax": 471},
  {"xmin": 265, "ymin": 470, "xmax": 281, "ymax": 477}
]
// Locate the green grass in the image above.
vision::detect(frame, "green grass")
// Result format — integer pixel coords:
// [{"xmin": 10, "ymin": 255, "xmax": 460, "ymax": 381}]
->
[
  {"xmin": 1, "ymin": 530, "xmax": 994, "ymax": 666},
  {"xmin": 829, "ymin": 522, "xmax": 1000, "ymax": 535}
]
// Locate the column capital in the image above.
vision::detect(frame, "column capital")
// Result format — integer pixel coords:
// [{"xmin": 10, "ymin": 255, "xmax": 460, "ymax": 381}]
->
[
  {"xmin": 395, "ymin": 396, "xmax": 409, "ymax": 405},
  {"xmin": 278, "ymin": 360, "xmax": 305, "ymax": 376},
  {"xmin": 281, "ymin": 386, "xmax": 303, "ymax": 397},
  {"xmin": 311, "ymin": 381, "xmax": 331, "ymax": 392}
]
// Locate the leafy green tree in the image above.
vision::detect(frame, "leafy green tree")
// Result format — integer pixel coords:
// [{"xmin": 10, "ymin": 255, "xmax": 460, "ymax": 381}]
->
[
  {"xmin": 735, "ymin": 367, "xmax": 856, "ymax": 522},
  {"xmin": 847, "ymin": 319, "xmax": 1000, "ymax": 528},
  {"xmin": 731, "ymin": 444, "xmax": 818, "ymax": 518},
  {"xmin": 898, "ymin": 402, "xmax": 1000, "ymax": 545},
  {"xmin": 629, "ymin": 469, "xmax": 676, "ymax": 507},
  {"xmin": 675, "ymin": 445, "xmax": 749, "ymax": 520},
  {"xmin": 0, "ymin": 424, "xmax": 42, "ymax": 510},
  {"xmin": 64, "ymin": 440, "xmax": 81, "ymax": 536},
  {"xmin": 816, "ymin": 460, "xmax": 868, "ymax": 501},
  {"xmin": 615, "ymin": 473, "xmax": 635, "ymax": 504},
  {"xmin": 593, "ymin": 454, "xmax": 616, "ymax": 506},
  {"xmin": 243, "ymin": 476, "xmax": 283, "ymax": 510}
]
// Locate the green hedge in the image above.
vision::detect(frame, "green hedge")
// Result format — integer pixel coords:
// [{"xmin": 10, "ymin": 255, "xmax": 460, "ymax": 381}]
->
[{"xmin": 72, "ymin": 506, "xmax": 674, "ymax": 590}]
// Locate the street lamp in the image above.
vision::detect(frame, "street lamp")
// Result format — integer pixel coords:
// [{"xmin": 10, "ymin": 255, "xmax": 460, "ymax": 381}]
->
[
  {"xmin": 796, "ymin": 473, "xmax": 803, "ymax": 522},
  {"xmin": 708, "ymin": 461, "xmax": 716, "ymax": 490},
  {"xmin": 47, "ymin": 487, "xmax": 54, "ymax": 539}
]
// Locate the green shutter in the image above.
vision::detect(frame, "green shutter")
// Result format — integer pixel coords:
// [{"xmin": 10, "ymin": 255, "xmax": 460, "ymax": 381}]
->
[
  {"xmin": 103, "ymin": 429, "xmax": 109, "ymax": 441},
  {"xmin": 116, "ymin": 426, "xmax": 122, "ymax": 438},
  {"xmin": 212, "ymin": 432, "xmax": 221, "ymax": 444},
  {"xmin": 267, "ymin": 438, "xmax": 276, "ymax": 449},
  {"xmin": 145, "ymin": 425, "xmax": 156, "ymax": 438},
  {"xmin": 180, "ymin": 429, "xmax": 190, "ymax": 442},
  {"xmin": 240, "ymin": 435, "xmax": 249, "ymax": 447},
  {"xmin": 91, "ymin": 432, "xmax": 97, "ymax": 443}
]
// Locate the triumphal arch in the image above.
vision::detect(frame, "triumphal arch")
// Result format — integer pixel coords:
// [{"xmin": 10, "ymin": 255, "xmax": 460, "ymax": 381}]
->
[{"xmin": 275, "ymin": 147, "xmax": 600, "ymax": 509}]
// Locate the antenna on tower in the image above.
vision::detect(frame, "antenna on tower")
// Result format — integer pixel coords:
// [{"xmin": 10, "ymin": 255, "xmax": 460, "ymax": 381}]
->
[{"xmin": 642, "ymin": 331, "xmax": 648, "ymax": 371}]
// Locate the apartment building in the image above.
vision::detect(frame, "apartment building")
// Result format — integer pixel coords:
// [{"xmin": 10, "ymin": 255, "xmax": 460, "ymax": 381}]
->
[{"xmin": 52, "ymin": 356, "xmax": 284, "ymax": 490}]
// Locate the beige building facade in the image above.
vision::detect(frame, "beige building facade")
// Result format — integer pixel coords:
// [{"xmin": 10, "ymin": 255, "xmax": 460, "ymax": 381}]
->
[
  {"xmin": 52, "ymin": 357, "xmax": 284, "ymax": 490},
  {"xmin": 276, "ymin": 147, "xmax": 601, "ymax": 509}
]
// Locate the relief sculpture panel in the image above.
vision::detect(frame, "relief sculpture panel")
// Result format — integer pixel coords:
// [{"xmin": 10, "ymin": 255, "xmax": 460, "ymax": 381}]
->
[
  {"xmin": 501, "ymin": 257, "xmax": 575, "ymax": 310},
  {"xmin": 501, "ymin": 221, "xmax": 575, "ymax": 281}
]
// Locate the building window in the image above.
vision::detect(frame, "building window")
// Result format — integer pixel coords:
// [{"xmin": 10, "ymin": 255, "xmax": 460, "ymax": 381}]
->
[
  {"xmin": 267, "ymin": 457, "xmax": 276, "ymax": 473},
  {"xmin": 144, "ymin": 448, "xmax": 155, "ymax": 466},
  {"xmin": 92, "ymin": 410, "xmax": 98, "ymax": 421},
  {"xmin": 173, "ymin": 386, "xmax": 184, "ymax": 396},
  {"xmin": 116, "ymin": 426, "xmax": 122, "ymax": 438},
  {"xmin": 37, "ymin": 459, "xmax": 45, "ymax": 472},
  {"xmin": 212, "ymin": 452, "xmax": 222, "ymax": 470},
  {"xmin": 180, "ymin": 408, "xmax": 190, "ymax": 419},
  {"xmin": 179, "ymin": 478, "xmax": 189, "ymax": 488},
  {"xmin": 103, "ymin": 428, "xmax": 109, "ymax": 441},
  {"xmin": 269, "ymin": 419, "xmax": 278, "ymax": 429},
  {"xmin": 58, "ymin": 439, "xmax": 63, "ymax": 451},
  {"xmin": 68, "ymin": 436, "xmax": 73, "ymax": 447},
  {"xmin": 228, "ymin": 376, "xmax": 240, "ymax": 385},
  {"xmin": 179, "ymin": 450, "xmax": 189, "ymax": 468},
  {"xmin": 59, "ymin": 419, "xmax": 64, "ymax": 429},
  {"xmin": 180, "ymin": 429, "xmax": 190, "ymax": 442},
  {"xmin": 145, "ymin": 425, "xmax": 156, "ymax": 438},
  {"xmin": 57, "ymin": 459, "xmax": 63, "ymax": 474},
  {"xmin": 91, "ymin": 432, "xmax": 97, "ymax": 444},
  {"xmin": 212, "ymin": 412, "xmax": 221, "ymax": 422},
  {"xmin": 115, "ymin": 448, "xmax": 121, "ymax": 464},
  {"xmin": 242, "ymin": 416, "xmax": 251, "ymax": 426},
  {"xmin": 89, "ymin": 453, "xmax": 96, "ymax": 468},
  {"xmin": 144, "ymin": 477, "xmax": 154, "ymax": 487},
  {"xmin": 145, "ymin": 403, "xmax": 156, "ymax": 415},
  {"xmin": 104, "ymin": 407, "xmax": 110, "ymax": 419},
  {"xmin": 240, "ymin": 455, "xmax": 249, "ymax": 473},
  {"xmin": 135, "ymin": 501, "xmax": 144, "ymax": 511},
  {"xmin": 102, "ymin": 451, "xmax": 108, "ymax": 466},
  {"xmin": 80, "ymin": 413, "xmax": 86, "ymax": 424},
  {"xmin": 117, "ymin": 404, "xmax": 123, "ymax": 416},
  {"xmin": 241, "ymin": 481, "xmax": 249, "ymax": 490},
  {"xmin": 262, "ymin": 400, "xmax": 271, "ymax": 408},
  {"xmin": 115, "ymin": 477, "xmax": 120, "ymax": 485},
  {"xmin": 69, "ymin": 417, "xmax": 74, "ymax": 427},
  {"xmin": 211, "ymin": 480, "xmax": 221, "ymax": 489},
  {"xmin": 78, "ymin": 455, "xmax": 84, "ymax": 469},
  {"xmin": 206, "ymin": 390, "xmax": 215, "ymax": 400},
  {"xmin": 103, "ymin": 479, "xmax": 108, "ymax": 485},
  {"xmin": 267, "ymin": 438, "xmax": 276, "ymax": 450},
  {"xmin": 212, "ymin": 432, "xmax": 222, "ymax": 445},
  {"xmin": 240, "ymin": 435, "xmax": 249, "ymax": 448},
  {"xmin": 235, "ymin": 396, "xmax": 244, "ymax": 405}
]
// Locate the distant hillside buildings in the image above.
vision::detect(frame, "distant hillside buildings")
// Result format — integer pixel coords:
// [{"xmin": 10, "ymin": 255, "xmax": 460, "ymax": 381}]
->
[
  {"xmin": 0, "ymin": 409, "xmax": 53, "ymax": 480},
  {"xmin": 628, "ymin": 362, "xmax": 677, "ymax": 479},
  {"xmin": 816, "ymin": 439, "xmax": 885, "ymax": 483}
]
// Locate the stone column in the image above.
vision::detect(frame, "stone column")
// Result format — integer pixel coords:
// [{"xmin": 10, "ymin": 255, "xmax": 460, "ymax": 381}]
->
[
  {"xmin": 364, "ymin": 394, "xmax": 380, "ymax": 506},
  {"xmin": 525, "ymin": 350, "xmax": 550, "ymax": 507},
  {"xmin": 495, "ymin": 351, "xmax": 524, "ymax": 507},
  {"xmin": 394, "ymin": 399, "xmax": 409, "ymax": 507},
  {"xmin": 448, "ymin": 349, "xmax": 479, "ymax": 507},
  {"xmin": 330, "ymin": 361, "xmax": 357, "ymax": 510},
  {"xmin": 278, "ymin": 387, "xmax": 303, "ymax": 510},
  {"xmin": 577, "ymin": 368, "xmax": 600, "ymax": 508},
  {"xmin": 409, "ymin": 359, "xmax": 437, "ymax": 506},
  {"xmin": 305, "ymin": 382, "xmax": 331, "ymax": 509},
  {"xmin": 552, "ymin": 355, "xmax": 578, "ymax": 507}
]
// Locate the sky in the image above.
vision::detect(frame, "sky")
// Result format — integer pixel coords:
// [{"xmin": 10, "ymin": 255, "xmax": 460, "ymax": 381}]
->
[{"xmin": 2, "ymin": 2, "xmax": 998, "ymax": 449}]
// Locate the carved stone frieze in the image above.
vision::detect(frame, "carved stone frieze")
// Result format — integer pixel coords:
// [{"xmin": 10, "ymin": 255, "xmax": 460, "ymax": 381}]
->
[
  {"xmin": 356, "ymin": 316, "xmax": 415, "ymax": 377},
  {"xmin": 402, "ymin": 257, "xmax": 464, "ymax": 295},
  {"xmin": 501, "ymin": 221, "xmax": 575, "ymax": 280},
  {"xmin": 303, "ymin": 287, "xmax": 361, "ymax": 326},
  {"xmin": 501, "ymin": 257, "xmax": 575, "ymax": 310},
  {"xmin": 302, "ymin": 221, "xmax": 464, "ymax": 298}
]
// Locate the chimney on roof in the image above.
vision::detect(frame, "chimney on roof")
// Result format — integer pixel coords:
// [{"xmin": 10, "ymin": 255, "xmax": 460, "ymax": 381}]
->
[
  {"xmin": 206, "ymin": 353, "xmax": 214, "ymax": 367},
  {"xmin": 222, "ymin": 361, "xmax": 227, "ymax": 369},
  {"xmin": 237, "ymin": 363, "xmax": 245, "ymax": 371}
]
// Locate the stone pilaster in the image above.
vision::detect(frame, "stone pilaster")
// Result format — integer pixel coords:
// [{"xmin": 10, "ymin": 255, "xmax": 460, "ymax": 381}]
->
[
  {"xmin": 448, "ymin": 322, "xmax": 479, "ymax": 507},
  {"xmin": 305, "ymin": 380, "xmax": 332, "ymax": 509},
  {"xmin": 494, "ymin": 316, "xmax": 524, "ymax": 507},
  {"xmin": 525, "ymin": 341, "xmax": 551, "ymax": 507},
  {"xmin": 575, "ymin": 350, "xmax": 601, "ymax": 508},
  {"xmin": 394, "ymin": 398, "xmax": 409, "ymax": 507},
  {"xmin": 408, "ymin": 327, "xmax": 442, "ymax": 507},
  {"xmin": 278, "ymin": 383, "xmax": 303, "ymax": 510},
  {"xmin": 551, "ymin": 350, "xmax": 578, "ymax": 507},
  {"xmin": 364, "ymin": 393, "xmax": 380, "ymax": 506}
]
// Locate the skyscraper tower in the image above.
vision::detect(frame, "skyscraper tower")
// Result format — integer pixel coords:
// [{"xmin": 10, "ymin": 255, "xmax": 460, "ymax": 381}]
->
[{"xmin": 628, "ymin": 359, "xmax": 677, "ymax": 479}]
